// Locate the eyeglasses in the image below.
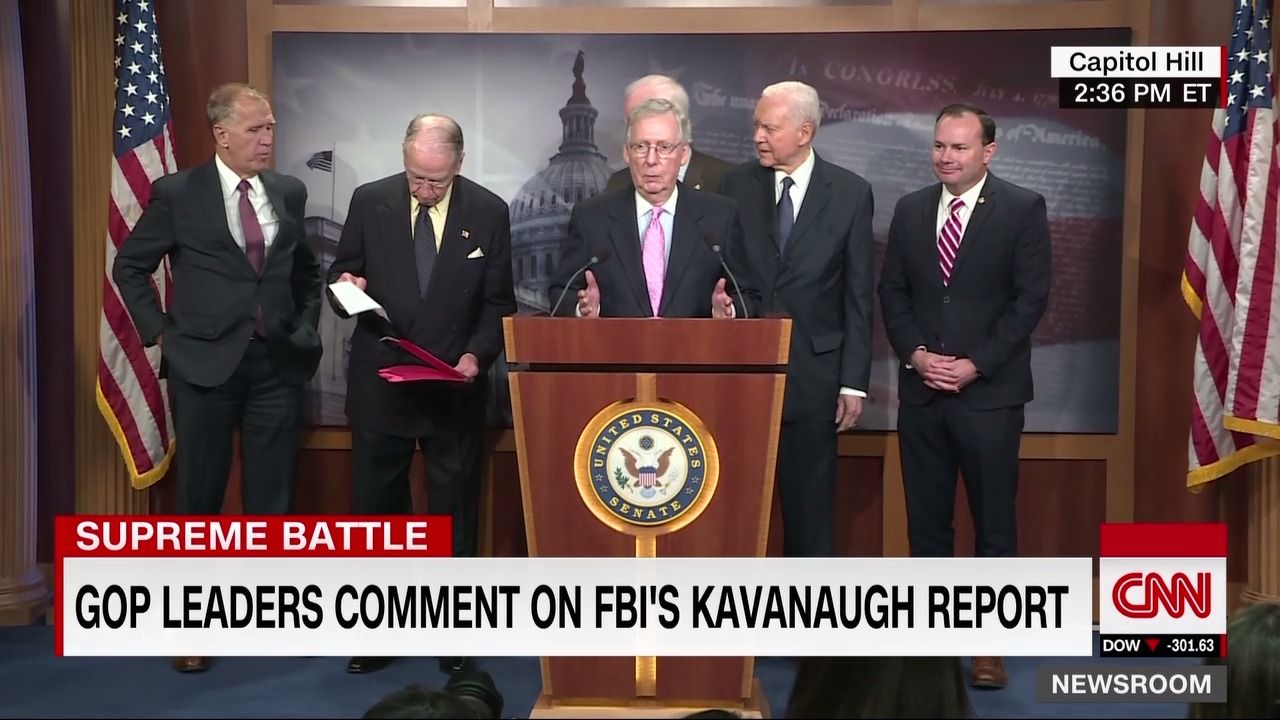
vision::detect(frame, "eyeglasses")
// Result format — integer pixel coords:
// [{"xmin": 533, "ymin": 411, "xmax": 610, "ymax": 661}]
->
[
  {"xmin": 406, "ymin": 172, "xmax": 453, "ymax": 190},
  {"xmin": 627, "ymin": 142, "xmax": 683, "ymax": 159}
]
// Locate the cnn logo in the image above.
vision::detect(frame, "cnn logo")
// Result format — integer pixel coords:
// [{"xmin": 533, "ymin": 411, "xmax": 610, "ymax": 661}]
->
[
  {"xmin": 1111, "ymin": 572, "xmax": 1211, "ymax": 619},
  {"xmin": 1098, "ymin": 523, "xmax": 1226, "ymax": 635}
]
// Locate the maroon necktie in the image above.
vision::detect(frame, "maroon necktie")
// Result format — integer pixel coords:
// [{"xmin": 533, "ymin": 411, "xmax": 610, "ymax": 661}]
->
[
  {"xmin": 938, "ymin": 197, "xmax": 964, "ymax": 286},
  {"xmin": 238, "ymin": 180, "xmax": 267, "ymax": 337}
]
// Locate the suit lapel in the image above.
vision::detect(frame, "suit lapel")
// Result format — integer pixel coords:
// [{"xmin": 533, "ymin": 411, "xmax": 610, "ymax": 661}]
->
[
  {"xmin": 948, "ymin": 177, "xmax": 997, "ymax": 281},
  {"xmin": 259, "ymin": 171, "xmax": 290, "ymax": 269},
  {"xmin": 427, "ymin": 179, "xmax": 471, "ymax": 299},
  {"xmin": 197, "ymin": 161, "xmax": 254, "ymax": 277},
  {"xmin": 659, "ymin": 187, "xmax": 701, "ymax": 315},
  {"xmin": 607, "ymin": 192, "xmax": 652, "ymax": 313},
  {"xmin": 920, "ymin": 185, "xmax": 945, "ymax": 288},
  {"xmin": 756, "ymin": 165, "xmax": 779, "ymax": 250},
  {"xmin": 684, "ymin": 150, "xmax": 709, "ymax": 191},
  {"xmin": 784, "ymin": 156, "xmax": 831, "ymax": 257},
  {"xmin": 376, "ymin": 178, "xmax": 419, "ymax": 315}
]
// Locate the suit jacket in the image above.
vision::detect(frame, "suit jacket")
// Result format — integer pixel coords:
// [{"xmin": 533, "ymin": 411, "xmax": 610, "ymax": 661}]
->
[
  {"xmin": 877, "ymin": 172, "xmax": 1052, "ymax": 409},
  {"xmin": 721, "ymin": 153, "xmax": 875, "ymax": 423},
  {"xmin": 326, "ymin": 173, "xmax": 516, "ymax": 437},
  {"xmin": 548, "ymin": 184, "xmax": 759, "ymax": 319},
  {"xmin": 112, "ymin": 159, "xmax": 322, "ymax": 389},
  {"xmin": 604, "ymin": 147, "xmax": 734, "ymax": 195}
]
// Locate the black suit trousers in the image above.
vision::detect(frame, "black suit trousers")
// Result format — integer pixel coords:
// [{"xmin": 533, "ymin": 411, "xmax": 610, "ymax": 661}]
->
[
  {"xmin": 897, "ymin": 395, "xmax": 1025, "ymax": 558},
  {"xmin": 169, "ymin": 339, "xmax": 301, "ymax": 515},
  {"xmin": 776, "ymin": 420, "xmax": 838, "ymax": 557},
  {"xmin": 350, "ymin": 427, "xmax": 485, "ymax": 558}
]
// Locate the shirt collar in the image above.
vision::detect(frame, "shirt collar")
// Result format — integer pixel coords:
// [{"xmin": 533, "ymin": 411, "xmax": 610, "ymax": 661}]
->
[
  {"xmin": 410, "ymin": 179, "xmax": 455, "ymax": 217},
  {"xmin": 774, "ymin": 147, "xmax": 816, "ymax": 191},
  {"xmin": 215, "ymin": 154, "xmax": 263, "ymax": 200},
  {"xmin": 635, "ymin": 183, "xmax": 680, "ymax": 219},
  {"xmin": 941, "ymin": 172, "xmax": 988, "ymax": 211}
]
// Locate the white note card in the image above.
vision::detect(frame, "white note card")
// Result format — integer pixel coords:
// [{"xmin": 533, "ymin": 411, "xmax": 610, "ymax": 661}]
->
[{"xmin": 328, "ymin": 281, "xmax": 388, "ymax": 320}]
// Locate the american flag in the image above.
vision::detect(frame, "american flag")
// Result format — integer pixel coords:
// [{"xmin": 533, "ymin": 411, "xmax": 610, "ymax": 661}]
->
[
  {"xmin": 1183, "ymin": 0, "xmax": 1280, "ymax": 488},
  {"xmin": 97, "ymin": 0, "xmax": 177, "ymax": 490},
  {"xmin": 306, "ymin": 150, "xmax": 333, "ymax": 172}
]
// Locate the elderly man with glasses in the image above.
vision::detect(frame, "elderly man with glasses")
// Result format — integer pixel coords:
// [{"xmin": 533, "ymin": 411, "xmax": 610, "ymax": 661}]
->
[
  {"xmin": 549, "ymin": 98, "xmax": 758, "ymax": 319},
  {"xmin": 603, "ymin": 74, "xmax": 733, "ymax": 195},
  {"xmin": 325, "ymin": 112, "xmax": 516, "ymax": 678}
]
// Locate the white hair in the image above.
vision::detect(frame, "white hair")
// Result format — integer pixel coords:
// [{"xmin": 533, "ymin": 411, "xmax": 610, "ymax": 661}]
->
[
  {"xmin": 625, "ymin": 74, "xmax": 691, "ymax": 118},
  {"xmin": 625, "ymin": 98, "xmax": 691, "ymax": 146},
  {"xmin": 761, "ymin": 81, "xmax": 822, "ymax": 132},
  {"xmin": 403, "ymin": 113, "xmax": 464, "ymax": 163}
]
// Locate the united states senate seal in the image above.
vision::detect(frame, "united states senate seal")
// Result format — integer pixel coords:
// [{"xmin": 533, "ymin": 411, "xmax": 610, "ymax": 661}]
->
[{"xmin": 574, "ymin": 401, "xmax": 719, "ymax": 535}]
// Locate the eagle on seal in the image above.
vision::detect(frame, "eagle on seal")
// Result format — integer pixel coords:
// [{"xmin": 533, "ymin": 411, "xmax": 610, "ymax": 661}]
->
[{"xmin": 619, "ymin": 446, "xmax": 674, "ymax": 489}]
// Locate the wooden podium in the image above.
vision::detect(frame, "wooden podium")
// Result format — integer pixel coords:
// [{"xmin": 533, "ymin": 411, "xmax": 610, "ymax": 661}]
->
[{"xmin": 503, "ymin": 316, "xmax": 791, "ymax": 719}]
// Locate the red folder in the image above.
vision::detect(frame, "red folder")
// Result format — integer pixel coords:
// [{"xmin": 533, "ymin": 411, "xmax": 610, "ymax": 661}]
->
[{"xmin": 378, "ymin": 337, "xmax": 468, "ymax": 383}]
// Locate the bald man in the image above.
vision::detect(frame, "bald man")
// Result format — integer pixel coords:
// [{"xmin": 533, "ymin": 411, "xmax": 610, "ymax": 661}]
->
[{"xmin": 326, "ymin": 113, "xmax": 516, "ymax": 677}]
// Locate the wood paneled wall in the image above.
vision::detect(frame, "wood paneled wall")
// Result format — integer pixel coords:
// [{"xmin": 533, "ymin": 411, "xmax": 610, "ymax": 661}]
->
[
  {"xmin": 33, "ymin": 0, "xmax": 1252, "ymax": 591},
  {"xmin": 155, "ymin": 0, "xmax": 248, "ymax": 168}
]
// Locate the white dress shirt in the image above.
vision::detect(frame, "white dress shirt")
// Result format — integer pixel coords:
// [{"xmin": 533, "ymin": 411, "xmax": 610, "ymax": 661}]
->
[
  {"xmin": 215, "ymin": 154, "xmax": 279, "ymax": 252},
  {"xmin": 936, "ymin": 172, "xmax": 988, "ymax": 240},
  {"xmin": 774, "ymin": 149, "xmax": 864, "ymax": 399}
]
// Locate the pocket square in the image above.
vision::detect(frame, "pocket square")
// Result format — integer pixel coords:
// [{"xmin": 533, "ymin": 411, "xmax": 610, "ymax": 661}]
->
[{"xmin": 466, "ymin": 247, "xmax": 484, "ymax": 259}]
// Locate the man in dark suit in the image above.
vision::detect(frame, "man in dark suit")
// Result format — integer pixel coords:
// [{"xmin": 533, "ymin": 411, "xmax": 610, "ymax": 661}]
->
[
  {"xmin": 720, "ymin": 81, "xmax": 874, "ymax": 558},
  {"xmin": 603, "ymin": 74, "xmax": 733, "ymax": 195},
  {"xmin": 878, "ymin": 103, "xmax": 1052, "ymax": 689},
  {"xmin": 113, "ymin": 83, "xmax": 323, "ymax": 675},
  {"xmin": 549, "ymin": 98, "xmax": 757, "ymax": 319},
  {"xmin": 326, "ymin": 113, "xmax": 516, "ymax": 676}
]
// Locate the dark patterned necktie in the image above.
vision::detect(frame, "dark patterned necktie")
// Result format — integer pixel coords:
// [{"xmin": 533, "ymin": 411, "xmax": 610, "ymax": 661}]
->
[
  {"xmin": 777, "ymin": 175, "xmax": 795, "ymax": 253},
  {"xmin": 414, "ymin": 205, "xmax": 437, "ymax": 297}
]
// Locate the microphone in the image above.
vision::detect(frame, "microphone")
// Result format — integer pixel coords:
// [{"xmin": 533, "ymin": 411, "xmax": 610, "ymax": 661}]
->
[
  {"xmin": 549, "ymin": 245, "xmax": 613, "ymax": 318},
  {"xmin": 704, "ymin": 232, "xmax": 748, "ymax": 319}
]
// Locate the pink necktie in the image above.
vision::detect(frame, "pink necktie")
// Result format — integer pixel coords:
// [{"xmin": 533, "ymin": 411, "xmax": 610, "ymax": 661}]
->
[
  {"xmin": 938, "ymin": 197, "xmax": 964, "ymax": 286},
  {"xmin": 641, "ymin": 206, "xmax": 666, "ymax": 316}
]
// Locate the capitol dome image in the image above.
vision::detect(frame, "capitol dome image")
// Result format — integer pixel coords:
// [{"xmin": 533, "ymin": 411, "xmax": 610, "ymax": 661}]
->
[{"xmin": 509, "ymin": 50, "xmax": 613, "ymax": 312}]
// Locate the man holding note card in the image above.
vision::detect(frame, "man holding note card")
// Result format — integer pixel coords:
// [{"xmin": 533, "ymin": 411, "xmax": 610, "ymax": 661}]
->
[{"xmin": 326, "ymin": 114, "xmax": 516, "ymax": 675}]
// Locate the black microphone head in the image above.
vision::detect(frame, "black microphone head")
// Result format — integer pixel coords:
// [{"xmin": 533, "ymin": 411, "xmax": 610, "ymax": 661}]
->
[
  {"xmin": 702, "ymin": 231, "xmax": 722, "ymax": 254},
  {"xmin": 591, "ymin": 244, "xmax": 613, "ymax": 264}
]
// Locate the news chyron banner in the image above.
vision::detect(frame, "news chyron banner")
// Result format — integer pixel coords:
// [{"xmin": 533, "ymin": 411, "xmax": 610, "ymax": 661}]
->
[
  {"xmin": 1050, "ymin": 46, "xmax": 1225, "ymax": 109},
  {"xmin": 1098, "ymin": 523, "xmax": 1228, "ymax": 659},
  {"xmin": 56, "ymin": 516, "xmax": 1095, "ymax": 658}
]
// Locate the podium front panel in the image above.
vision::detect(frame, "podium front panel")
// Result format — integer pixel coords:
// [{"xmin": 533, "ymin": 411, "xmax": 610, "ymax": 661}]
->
[{"xmin": 510, "ymin": 366, "xmax": 785, "ymax": 707}]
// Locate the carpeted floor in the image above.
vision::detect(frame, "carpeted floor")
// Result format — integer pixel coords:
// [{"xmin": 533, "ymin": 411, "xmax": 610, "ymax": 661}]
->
[{"xmin": 0, "ymin": 625, "xmax": 1195, "ymax": 718}]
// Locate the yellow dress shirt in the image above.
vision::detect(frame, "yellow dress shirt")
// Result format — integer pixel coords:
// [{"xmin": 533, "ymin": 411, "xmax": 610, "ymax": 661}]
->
[{"xmin": 409, "ymin": 184, "xmax": 452, "ymax": 251}]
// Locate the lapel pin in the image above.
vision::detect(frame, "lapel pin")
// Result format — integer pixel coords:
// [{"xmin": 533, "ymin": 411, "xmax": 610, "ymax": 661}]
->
[
  {"xmin": 461, "ymin": 229, "xmax": 470, "ymax": 238},
  {"xmin": 978, "ymin": 196, "xmax": 986, "ymax": 205},
  {"xmin": 694, "ymin": 183, "xmax": 702, "ymax": 190}
]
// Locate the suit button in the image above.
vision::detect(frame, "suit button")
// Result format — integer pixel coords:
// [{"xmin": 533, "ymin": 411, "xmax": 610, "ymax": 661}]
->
[{"xmin": 942, "ymin": 296, "xmax": 950, "ymax": 304}]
